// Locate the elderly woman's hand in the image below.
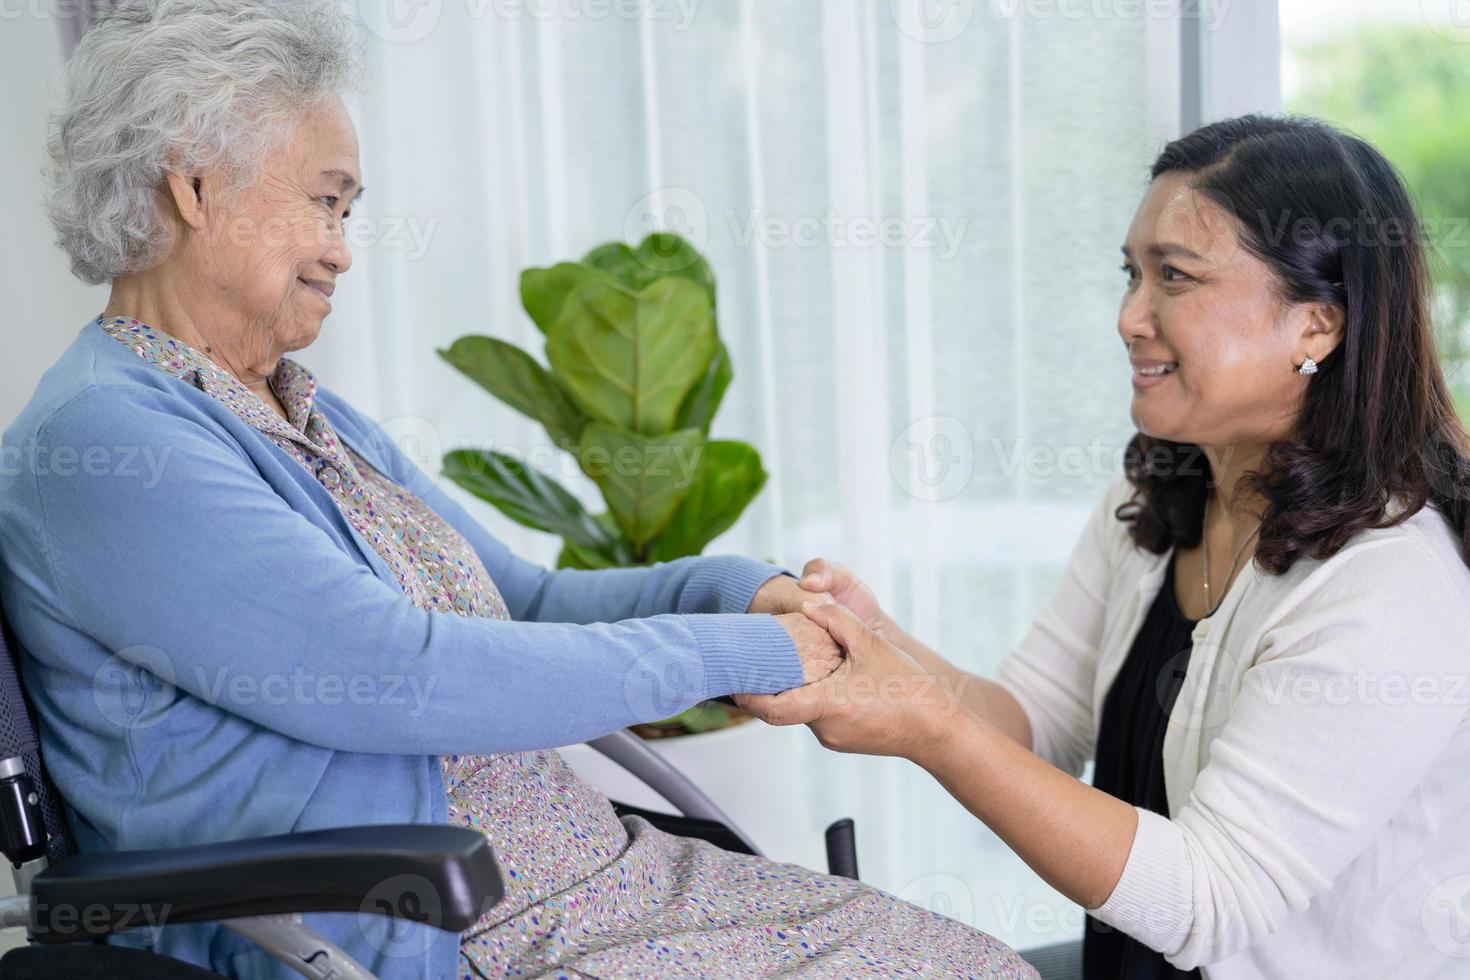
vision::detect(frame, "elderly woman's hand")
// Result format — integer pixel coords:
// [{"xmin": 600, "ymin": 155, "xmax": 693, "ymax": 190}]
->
[
  {"xmin": 748, "ymin": 572, "xmax": 834, "ymax": 615},
  {"xmin": 737, "ymin": 602, "xmax": 969, "ymax": 757},
  {"xmin": 773, "ymin": 613, "xmax": 845, "ymax": 685}
]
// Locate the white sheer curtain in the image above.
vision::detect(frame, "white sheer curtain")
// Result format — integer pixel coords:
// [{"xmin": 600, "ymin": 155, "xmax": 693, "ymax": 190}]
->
[{"xmin": 311, "ymin": 0, "xmax": 1205, "ymax": 950}]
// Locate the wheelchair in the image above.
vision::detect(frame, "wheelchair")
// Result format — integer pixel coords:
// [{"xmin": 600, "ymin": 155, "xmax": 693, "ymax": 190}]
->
[{"xmin": 0, "ymin": 597, "xmax": 863, "ymax": 979}]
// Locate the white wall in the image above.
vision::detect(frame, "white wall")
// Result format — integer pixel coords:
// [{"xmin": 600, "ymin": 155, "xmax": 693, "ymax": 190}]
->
[{"xmin": 0, "ymin": 14, "xmax": 107, "ymax": 431}]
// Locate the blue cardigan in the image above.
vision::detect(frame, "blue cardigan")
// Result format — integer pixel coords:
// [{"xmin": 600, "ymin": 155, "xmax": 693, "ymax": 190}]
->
[{"xmin": 0, "ymin": 320, "xmax": 804, "ymax": 978}]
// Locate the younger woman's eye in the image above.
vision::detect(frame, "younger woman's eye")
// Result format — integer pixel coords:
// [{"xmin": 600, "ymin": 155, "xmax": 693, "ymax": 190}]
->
[
  {"xmin": 1161, "ymin": 264, "xmax": 1193, "ymax": 282},
  {"xmin": 1119, "ymin": 263, "xmax": 1138, "ymax": 281}
]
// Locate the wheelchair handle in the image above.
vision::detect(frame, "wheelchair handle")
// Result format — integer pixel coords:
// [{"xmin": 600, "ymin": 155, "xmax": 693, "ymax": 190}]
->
[
  {"xmin": 0, "ymin": 755, "xmax": 46, "ymax": 866},
  {"xmin": 824, "ymin": 818, "xmax": 859, "ymax": 880}
]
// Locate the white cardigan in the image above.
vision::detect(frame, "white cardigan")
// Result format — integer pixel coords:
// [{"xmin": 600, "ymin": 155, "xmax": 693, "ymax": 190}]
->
[{"xmin": 994, "ymin": 472, "xmax": 1470, "ymax": 978}]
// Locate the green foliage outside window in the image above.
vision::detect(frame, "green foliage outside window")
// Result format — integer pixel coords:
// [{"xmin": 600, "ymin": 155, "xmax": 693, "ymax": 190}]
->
[{"xmin": 1287, "ymin": 22, "xmax": 1470, "ymax": 422}]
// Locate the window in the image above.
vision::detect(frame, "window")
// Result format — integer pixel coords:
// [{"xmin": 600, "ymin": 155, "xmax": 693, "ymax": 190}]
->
[{"xmin": 1282, "ymin": 0, "xmax": 1470, "ymax": 422}]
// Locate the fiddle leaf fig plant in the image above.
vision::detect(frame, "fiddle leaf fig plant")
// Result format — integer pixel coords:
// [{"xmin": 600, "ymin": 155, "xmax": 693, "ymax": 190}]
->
[
  {"xmin": 438, "ymin": 233, "xmax": 768, "ymax": 736},
  {"xmin": 439, "ymin": 233, "xmax": 769, "ymax": 737},
  {"xmin": 438, "ymin": 231, "xmax": 766, "ymax": 576}
]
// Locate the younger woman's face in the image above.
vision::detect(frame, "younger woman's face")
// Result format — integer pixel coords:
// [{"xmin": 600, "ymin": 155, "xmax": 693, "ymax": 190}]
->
[{"xmin": 1116, "ymin": 171, "xmax": 1329, "ymax": 453}]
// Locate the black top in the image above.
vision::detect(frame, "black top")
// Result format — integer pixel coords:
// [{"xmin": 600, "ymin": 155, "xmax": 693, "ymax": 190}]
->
[{"xmin": 1083, "ymin": 553, "xmax": 1203, "ymax": 980}]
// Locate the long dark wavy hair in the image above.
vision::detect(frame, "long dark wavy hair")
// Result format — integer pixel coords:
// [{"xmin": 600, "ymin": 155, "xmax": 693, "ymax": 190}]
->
[{"xmin": 1118, "ymin": 114, "xmax": 1470, "ymax": 573}]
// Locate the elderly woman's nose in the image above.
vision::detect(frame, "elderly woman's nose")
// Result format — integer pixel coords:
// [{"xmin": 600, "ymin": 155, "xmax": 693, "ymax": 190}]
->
[{"xmin": 322, "ymin": 224, "xmax": 353, "ymax": 275}]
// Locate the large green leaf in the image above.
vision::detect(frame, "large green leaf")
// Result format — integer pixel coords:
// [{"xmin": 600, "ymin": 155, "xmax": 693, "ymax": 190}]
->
[
  {"xmin": 673, "ymin": 340, "xmax": 733, "ymax": 433},
  {"xmin": 437, "ymin": 336, "xmax": 585, "ymax": 448},
  {"xmin": 578, "ymin": 423, "xmax": 705, "ymax": 547},
  {"xmin": 650, "ymin": 440, "xmax": 766, "ymax": 562},
  {"xmin": 520, "ymin": 262, "xmax": 618, "ymax": 334},
  {"xmin": 557, "ymin": 514, "xmax": 636, "ymax": 568},
  {"xmin": 632, "ymin": 233, "xmax": 717, "ymax": 304},
  {"xmin": 442, "ymin": 449, "xmax": 614, "ymax": 554},
  {"xmin": 555, "ymin": 544, "xmax": 596, "ymax": 569},
  {"xmin": 580, "ymin": 243, "xmax": 647, "ymax": 291},
  {"xmin": 582, "ymin": 234, "xmax": 717, "ymax": 307},
  {"xmin": 557, "ymin": 540, "xmax": 635, "ymax": 570},
  {"xmin": 546, "ymin": 278, "xmax": 718, "ymax": 435}
]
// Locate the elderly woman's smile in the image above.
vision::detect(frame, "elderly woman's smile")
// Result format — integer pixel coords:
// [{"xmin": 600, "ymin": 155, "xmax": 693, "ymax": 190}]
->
[{"xmin": 297, "ymin": 275, "xmax": 335, "ymax": 304}]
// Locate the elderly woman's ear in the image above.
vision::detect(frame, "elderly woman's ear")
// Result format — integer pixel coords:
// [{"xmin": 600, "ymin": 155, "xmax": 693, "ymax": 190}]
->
[{"xmin": 162, "ymin": 168, "xmax": 208, "ymax": 230}]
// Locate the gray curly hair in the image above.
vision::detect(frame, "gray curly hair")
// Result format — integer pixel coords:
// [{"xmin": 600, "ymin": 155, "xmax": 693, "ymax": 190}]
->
[{"xmin": 44, "ymin": 0, "xmax": 368, "ymax": 285}]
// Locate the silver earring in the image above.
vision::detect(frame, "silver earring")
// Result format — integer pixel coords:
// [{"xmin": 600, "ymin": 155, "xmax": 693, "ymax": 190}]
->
[{"xmin": 1296, "ymin": 356, "xmax": 1318, "ymax": 376}]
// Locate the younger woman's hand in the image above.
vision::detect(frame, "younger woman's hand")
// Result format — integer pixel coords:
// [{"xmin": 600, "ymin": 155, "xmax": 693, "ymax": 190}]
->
[
  {"xmin": 796, "ymin": 559, "xmax": 892, "ymax": 634},
  {"xmin": 737, "ymin": 602, "xmax": 968, "ymax": 758}
]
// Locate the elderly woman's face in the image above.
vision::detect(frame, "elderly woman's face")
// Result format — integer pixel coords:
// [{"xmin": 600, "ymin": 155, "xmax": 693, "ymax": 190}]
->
[
  {"xmin": 201, "ymin": 96, "xmax": 360, "ymax": 354},
  {"xmin": 1115, "ymin": 171, "xmax": 1321, "ymax": 451}
]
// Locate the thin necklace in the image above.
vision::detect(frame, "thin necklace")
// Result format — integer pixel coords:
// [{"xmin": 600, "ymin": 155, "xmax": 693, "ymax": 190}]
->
[{"xmin": 1201, "ymin": 494, "xmax": 1262, "ymax": 617}]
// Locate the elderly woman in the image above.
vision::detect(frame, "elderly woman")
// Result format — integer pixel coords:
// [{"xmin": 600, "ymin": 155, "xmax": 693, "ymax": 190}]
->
[
  {"xmin": 0, "ymin": 2, "xmax": 1036, "ymax": 978},
  {"xmin": 750, "ymin": 115, "xmax": 1470, "ymax": 979}
]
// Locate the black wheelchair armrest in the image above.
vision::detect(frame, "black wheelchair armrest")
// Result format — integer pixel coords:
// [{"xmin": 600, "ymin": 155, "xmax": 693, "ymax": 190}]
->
[{"xmin": 27, "ymin": 824, "xmax": 503, "ymax": 944}]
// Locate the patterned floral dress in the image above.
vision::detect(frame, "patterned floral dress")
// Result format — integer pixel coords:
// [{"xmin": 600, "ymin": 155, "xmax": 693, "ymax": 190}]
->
[{"xmin": 99, "ymin": 315, "xmax": 1036, "ymax": 980}]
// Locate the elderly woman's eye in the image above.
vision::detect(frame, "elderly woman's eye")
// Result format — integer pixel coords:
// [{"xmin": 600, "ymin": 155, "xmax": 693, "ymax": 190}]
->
[{"xmin": 319, "ymin": 195, "xmax": 339, "ymax": 208}]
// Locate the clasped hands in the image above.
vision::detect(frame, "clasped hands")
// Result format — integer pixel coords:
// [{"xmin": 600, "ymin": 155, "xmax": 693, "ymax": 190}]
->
[{"xmin": 743, "ymin": 561, "xmax": 970, "ymax": 759}]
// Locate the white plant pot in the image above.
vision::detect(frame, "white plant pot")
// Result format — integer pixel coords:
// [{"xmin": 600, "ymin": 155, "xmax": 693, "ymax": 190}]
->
[{"xmin": 556, "ymin": 720, "xmax": 830, "ymax": 875}]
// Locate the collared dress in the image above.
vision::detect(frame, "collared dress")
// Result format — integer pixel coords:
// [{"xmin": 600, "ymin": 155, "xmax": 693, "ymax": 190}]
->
[{"xmin": 98, "ymin": 315, "xmax": 1034, "ymax": 979}]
